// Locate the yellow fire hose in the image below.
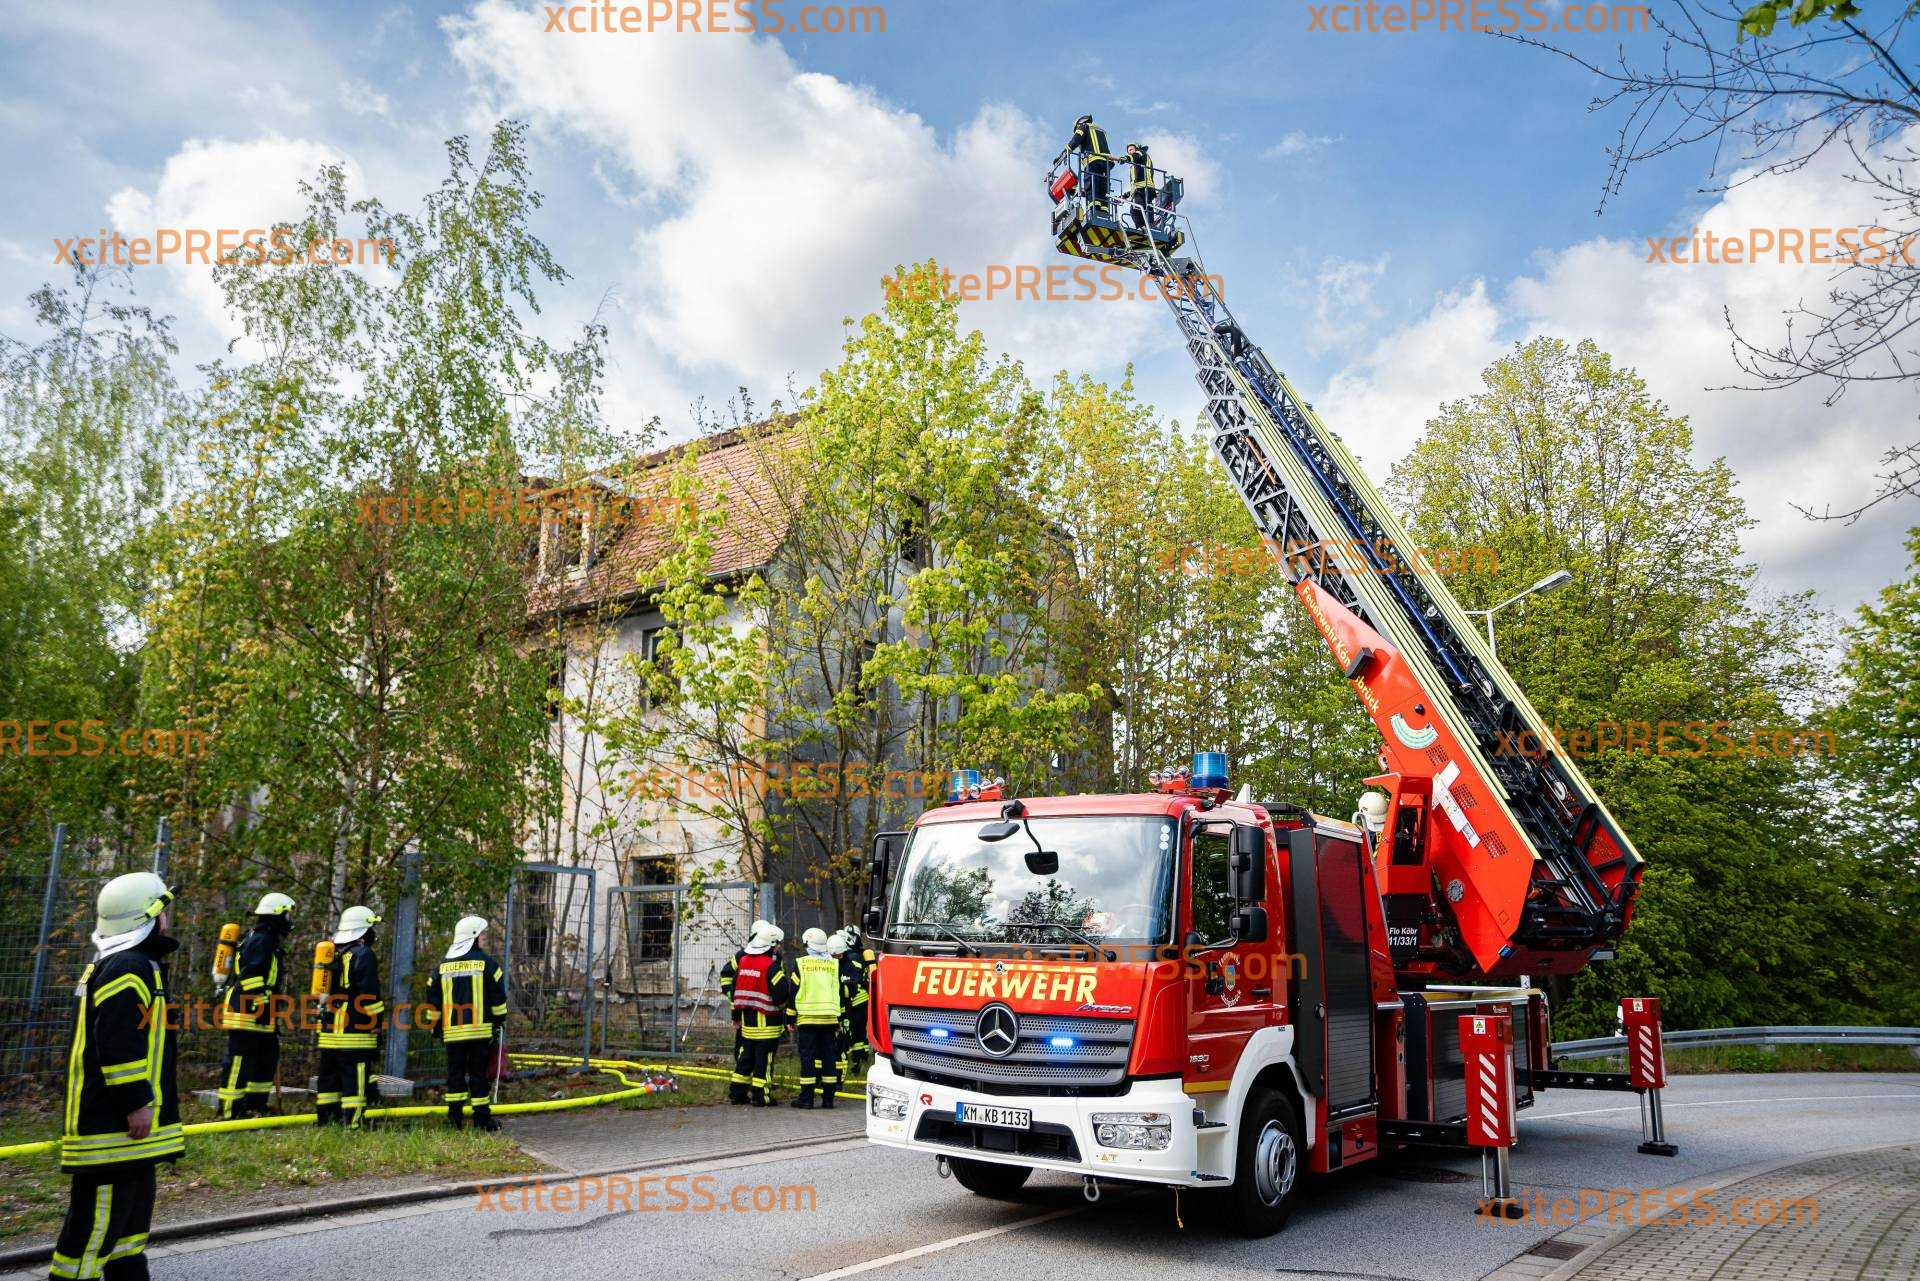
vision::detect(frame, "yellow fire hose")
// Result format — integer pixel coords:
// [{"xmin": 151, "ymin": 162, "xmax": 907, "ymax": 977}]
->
[{"xmin": 0, "ymin": 1052, "xmax": 868, "ymax": 1161}]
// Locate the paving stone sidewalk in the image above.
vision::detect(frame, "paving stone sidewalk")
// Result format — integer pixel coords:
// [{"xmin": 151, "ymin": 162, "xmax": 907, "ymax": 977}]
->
[{"xmin": 1484, "ymin": 1143, "xmax": 1919, "ymax": 1281}]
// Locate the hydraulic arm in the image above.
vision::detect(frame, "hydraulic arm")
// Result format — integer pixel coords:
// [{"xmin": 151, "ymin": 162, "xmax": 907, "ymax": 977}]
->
[{"xmin": 1046, "ymin": 139, "xmax": 1642, "ymax": 982}]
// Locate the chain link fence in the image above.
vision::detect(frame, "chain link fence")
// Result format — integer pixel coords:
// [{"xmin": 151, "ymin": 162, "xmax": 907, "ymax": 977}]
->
[{"xmin": 2, "ymin": 824, "xmax": 781, "ymax": 1116}]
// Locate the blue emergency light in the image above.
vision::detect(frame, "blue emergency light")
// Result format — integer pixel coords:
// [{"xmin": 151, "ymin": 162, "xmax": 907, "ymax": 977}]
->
[
  {"xmin": 946, "ymin": 769, "xmax": 982, "ymax": 802},
  {"xmin": 1191, "ymin": 751, "xmax": 1229, "ymax": 792},
  {"xmin": 1048, "ymin": 1035, "xmax": 1076, "ymax": 1049}
]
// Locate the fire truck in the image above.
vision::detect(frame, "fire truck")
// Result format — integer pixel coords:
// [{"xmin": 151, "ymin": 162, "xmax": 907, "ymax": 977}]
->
[{"xmin": 859, "ymin": 127, "xmax": 1667, "ymax": 1234}]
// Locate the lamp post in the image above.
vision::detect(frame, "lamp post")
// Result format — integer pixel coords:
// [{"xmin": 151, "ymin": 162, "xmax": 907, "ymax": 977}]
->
[{"xmin": 1465, "ymin": 569, "xmax": 1571, "ymax": 658}]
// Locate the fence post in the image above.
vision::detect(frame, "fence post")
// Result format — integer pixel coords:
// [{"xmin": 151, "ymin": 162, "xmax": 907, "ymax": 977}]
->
[
  {"xmin": 28, "ymin": 824, "xmax": 67, "ymax": 1013},
  {"xmin": 383, "ymin": 842, "xmax": 422, "ymax": 1081},
  {"xmin": 151, "ymin": 816, "xmax": 171, "ymax": 880},
  {"xmin": 583, "ymin": 869, "xmax": 595, "ymax": 1069},
  {"xmin": 669, "ymin": 885, "xmax": 683, "ymax": 1054}
]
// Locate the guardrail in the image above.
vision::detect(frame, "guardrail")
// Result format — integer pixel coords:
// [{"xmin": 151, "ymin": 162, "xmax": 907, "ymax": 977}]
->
[{"xmin": 1552, "ymin": 1025, "xmax": 1920, "ymax": 1062}]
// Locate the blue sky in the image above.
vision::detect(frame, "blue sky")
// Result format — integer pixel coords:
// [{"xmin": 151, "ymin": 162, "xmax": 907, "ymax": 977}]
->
[{"xmin": 3, "ymin": 0, "xmax": 1916, "ymax": 612}]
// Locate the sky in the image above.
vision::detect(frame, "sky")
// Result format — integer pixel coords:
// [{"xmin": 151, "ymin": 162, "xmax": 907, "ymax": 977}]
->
[{"xmin": 3, "ymin": 0, "xmax": 1918, "ymax": 616}]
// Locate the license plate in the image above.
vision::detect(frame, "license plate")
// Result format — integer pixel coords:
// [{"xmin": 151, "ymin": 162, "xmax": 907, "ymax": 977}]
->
[{"xmin": 956, "ymin": 1102, "xmax": 1031, "ymax": 1130}]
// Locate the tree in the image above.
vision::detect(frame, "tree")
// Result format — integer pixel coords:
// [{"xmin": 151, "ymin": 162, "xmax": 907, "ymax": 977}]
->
[
  {"xmin": 140, "ymin": 124, "xmax": 630, "ymax": 932},
  {"xmin": 1512, "ymin": 1, "xmax": 1920, "ymax": 521},
  {"xmin": 0, "ymin": 266, "xmax": 189, "ymax": 854},
  {"xmin": 1391, "ymin": 337, "xmax": 1863, "ymax": 1034}
]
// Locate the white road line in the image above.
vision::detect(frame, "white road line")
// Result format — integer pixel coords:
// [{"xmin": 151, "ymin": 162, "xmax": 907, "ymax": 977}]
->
[
  {"xmin": 795, "ymin": 1206, "xmax": 1082, "ymax": 1281},
  {"xmin": 1540, "ymin": 1093, "xmax": 1920, "ymax": 1120}
]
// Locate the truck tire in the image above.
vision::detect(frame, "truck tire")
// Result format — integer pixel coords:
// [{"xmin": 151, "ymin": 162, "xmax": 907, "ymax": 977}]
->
[
  {"xmin": 946, "ymin": 1156, "xmax": 1032, "ymax": 1199},
  {"xmin": 1226, "ymin": 1087, "xmax": 1303, "ymax": 1236}
]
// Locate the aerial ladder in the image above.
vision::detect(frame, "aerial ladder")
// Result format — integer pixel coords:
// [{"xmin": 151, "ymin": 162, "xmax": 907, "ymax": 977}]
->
[{"xmin": 1046, "ymin": 138, "xmax": 1643, "ymax": 986}]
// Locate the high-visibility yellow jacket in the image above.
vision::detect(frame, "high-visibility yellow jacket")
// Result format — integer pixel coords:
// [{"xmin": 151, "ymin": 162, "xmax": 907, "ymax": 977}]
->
[{"xmin": 788, "ymin": 954, "xmax": 851, "ymax": 1027}]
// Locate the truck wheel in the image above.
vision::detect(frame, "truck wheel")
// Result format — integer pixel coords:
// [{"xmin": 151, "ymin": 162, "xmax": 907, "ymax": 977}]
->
[
  {"xmin": 946, "ymin": 1156, "xmax": 1032, "ymax": 1199},
  {"xmin": 1227, "ymin": 1087, "xmax": 1302, "ymax": 1236}
]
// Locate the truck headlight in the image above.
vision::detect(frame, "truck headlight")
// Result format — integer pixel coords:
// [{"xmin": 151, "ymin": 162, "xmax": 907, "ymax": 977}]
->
[
  {"xmin": 1091, "ymin": 1111, "xmax": 1172, "ymax": 1150},
  {"xmin": 869, "ymin": 1084, "xmax": 909, "ymax": 1121}
]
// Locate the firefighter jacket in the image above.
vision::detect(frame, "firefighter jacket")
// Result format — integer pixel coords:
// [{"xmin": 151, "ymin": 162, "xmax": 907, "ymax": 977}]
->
[
  {"xmin": 838, "ymin": 952, "xmax": 870, "ymax": 1041},
  {"xmin": 317, "ymin": 938, "xmax": 384, "ymax": 1050},
  {"xmin": 434, "ymin": 945, "xmax": 507, "ymax": 1043},
  {"xmin": 720, "ymin": 948, "xmax": 789, "ymax": 1041},
  {"xmin": 788, "ymin": 953, "xmax": 851, "ymax": 1027},
  {"xmin": 61, "ymin": 934, "xmax": 183, "ymax": 1171},
  {"xmin": 1070, "ymin": 119, "xmax": 1112, "ymax": 162},
  {"xmin": 218, "ymin": 925, "xmax": 284, "ymax": 1033},
  {"xmin": 1127, "ymin": 150, "xmax": 1155, "ymax": 192}
]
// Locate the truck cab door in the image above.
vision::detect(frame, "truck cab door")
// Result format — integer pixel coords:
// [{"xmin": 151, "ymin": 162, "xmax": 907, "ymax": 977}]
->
[{"xmin": 1183, "ymin": 821, "xmax": 1280, "ymax": 1094}]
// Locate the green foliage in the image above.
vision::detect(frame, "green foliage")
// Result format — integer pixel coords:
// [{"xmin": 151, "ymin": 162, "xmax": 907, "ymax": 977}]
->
[
  {"xmin": 1391, "ymin": 337, "xmax": 1886, "ymax": 1036},
  {"xmin": 1737, "ymin": 0, "xmax": 1881, "ymax": 40}
]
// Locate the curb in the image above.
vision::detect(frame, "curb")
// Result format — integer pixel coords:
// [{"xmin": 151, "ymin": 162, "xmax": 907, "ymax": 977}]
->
[
  {"xmin": 0, "ymin": 1125, "xmax": 865, "ymax": 1270},
  {"xmin": 1478, "ymin": 1138, "xmax": 1920, "ymax": 1281}
]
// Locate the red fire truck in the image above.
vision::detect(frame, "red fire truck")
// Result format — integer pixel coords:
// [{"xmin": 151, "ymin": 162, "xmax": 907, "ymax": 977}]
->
[{"xmin": 857, "ymin": 129, "xmax": 1671, "ymax": 1234}]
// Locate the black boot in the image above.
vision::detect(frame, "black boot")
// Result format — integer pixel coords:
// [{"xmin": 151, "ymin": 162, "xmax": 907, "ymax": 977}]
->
[
  {"xmin": 821, "ymin": 1093, "xmax": 837, "ymax": 1110},
  {"xmin": 315, "ymin": 1103, "xmax": 339, "ymax": 1127},
  {"xmin": 472, "ymin": 1107, "xmax": 499, "ymax": 1133},
  {"xmin": 790, "ymin": 1092, "xmax": 815, "ymax": 1109},
  {"xmin": 447, "ymin": 1103, "xmax": 465, "ymax": 1129}
]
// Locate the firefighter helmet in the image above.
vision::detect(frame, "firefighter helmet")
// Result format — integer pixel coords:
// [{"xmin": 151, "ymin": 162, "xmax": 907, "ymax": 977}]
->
[
  {"xmin": 96, "ymin": 872, "xmax": 174, "ymax": 937},
  {"xmin": 826, "ymin": 930, "xmax": 849, "ymax": 957},
  {"xmin": 452, "ymin": 915, "xmax": 488, "ymax": 947},
  {"xmin": 802, "ymin": 926, "xmax": 830, "ymax": 953},
  {"xmin": 748, "ymin": 919, "xmax": 782, "ymax": 949},
  {"xmin": 333, "ymin": 905, "xmax": 381, "ymax": 944},
  {"xmin": 255, "ymin": 891, "xmax": 296, "ymax": 918}
]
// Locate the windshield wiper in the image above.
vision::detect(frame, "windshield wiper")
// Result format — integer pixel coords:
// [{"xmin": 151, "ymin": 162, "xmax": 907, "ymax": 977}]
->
[
  {"xmin": 893, "ymin": 921, "xmax": 982, "ymax": 956},
  {"xmin": 1006, "ymin": 918, "xmax": 1116, "ymax": 961}
]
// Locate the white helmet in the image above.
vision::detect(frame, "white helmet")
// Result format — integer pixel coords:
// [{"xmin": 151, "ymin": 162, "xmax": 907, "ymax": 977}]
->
[
  {"xmin": 802, "ymin": 926, "xmax": 830, "ymax": 954},
  {"xmin": 333, "ymin": 905, "xmax": 381, "ymax": 945},
  {"xmin": 747, "ymin": 918, "xmax": 783, "ymax": 950},
  {"xmin": 255, "ymin": 892, "xmax": 296, "ymax": 919},
  {"xmin": 96, "ymin": 872, "xmax": 173, "ymax": 938},
  {"xmin": 447, "ymin": 914, "xmax": 488, "ymax": 958},
  {"xmin": 826, "ymin": 930, "xmax": 849, "ymax": 957}
]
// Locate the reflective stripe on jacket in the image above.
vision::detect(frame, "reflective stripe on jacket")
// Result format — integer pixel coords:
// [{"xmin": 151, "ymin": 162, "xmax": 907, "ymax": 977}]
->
[{"xmin": 318, "ymin": 940, "xmax": 383, "ymax": 1049}]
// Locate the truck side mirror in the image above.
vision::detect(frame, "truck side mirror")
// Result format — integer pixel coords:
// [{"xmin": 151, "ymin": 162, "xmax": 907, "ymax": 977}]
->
[
  {"xmin": 867, "ymin": 830, "xmax": 906, "ymax": 937},
  {"xmin": 1229, "ymin": 824, "xmax": 1265, "ymax": 901},
  {"xmin": 1231, "ymin": 904, "xmax": 1269, "ymax": 944}
]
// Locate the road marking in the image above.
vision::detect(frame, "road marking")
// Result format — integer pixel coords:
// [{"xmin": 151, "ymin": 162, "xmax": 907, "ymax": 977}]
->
[
  {"xmin": 1541, "ymin": 1093, "xmax": 1920, "ymax": 1120},
  {"xmin": 795, "ymin": 1206, "xmax": 1081, "ymax": 1281}
]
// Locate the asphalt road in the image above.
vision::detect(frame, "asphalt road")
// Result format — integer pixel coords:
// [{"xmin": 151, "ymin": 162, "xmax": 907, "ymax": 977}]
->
[{"xmin": 29, "ymin": 1072, "xmax": 1920, "ymax": 1281}]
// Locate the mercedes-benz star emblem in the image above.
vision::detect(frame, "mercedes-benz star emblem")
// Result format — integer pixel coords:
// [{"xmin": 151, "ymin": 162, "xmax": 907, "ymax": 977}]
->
[{"xmin": 975, "ymin": 1003, "xmax": 1019, "ymax": 1058}]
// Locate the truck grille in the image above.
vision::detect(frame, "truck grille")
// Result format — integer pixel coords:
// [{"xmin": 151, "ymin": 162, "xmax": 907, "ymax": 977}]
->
[{"xmin": 888, "ymin": 1004, "xmax": 1134, "ymax": 1095}]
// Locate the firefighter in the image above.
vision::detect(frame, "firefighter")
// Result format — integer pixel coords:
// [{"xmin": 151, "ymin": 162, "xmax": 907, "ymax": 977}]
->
[
  {"xmin": 215, "ymin": 892, "xmax": 294, "ymax": 1120},
  {"xmin": 51, "ymin": 871, "xmax": 182, "ymax": 1281},
  {"xmin": 433, "ymin": 915, "xmax": 507, "ymax": 1131},
  {"xmin": 837, "ymin": 926, "xmax": 873, "ymax": 1077},
  {"xmin": 1068, "ymin": 113, "xmax": 1114, "ymax": 212},
  {"xmin": 719, "ymin": 920, "xmax": 787, "ymax": 1106},
  {"xmin": 787, "ymin": 927, "xmax": 851, "ymax": 1110},
  {"xmin": 1125, "ymin": 142, "xmax": 1158, "ymax": 231},
  {"xmin": 315, "ymin": 906, "xmax": 383, "ymax": 1128}
]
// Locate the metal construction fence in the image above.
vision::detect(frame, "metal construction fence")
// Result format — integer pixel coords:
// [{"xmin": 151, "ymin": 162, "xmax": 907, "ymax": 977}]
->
[{"xmin": 1, "ymin": 826, "xmax": 780, "ymax": 1108}]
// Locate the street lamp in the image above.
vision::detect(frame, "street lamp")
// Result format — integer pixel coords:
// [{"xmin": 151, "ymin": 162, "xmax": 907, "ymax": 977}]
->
[{"xmin": 1464, "ymin": 569, "xmax": 1571, "ymax": 658}]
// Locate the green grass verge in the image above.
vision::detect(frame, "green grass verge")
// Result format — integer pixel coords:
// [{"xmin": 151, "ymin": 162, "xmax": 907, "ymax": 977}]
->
[
  {"xmin": 1573, "ymin": 1042, "xmax": 1919, "ymax": 1075},
  {"xmin": 0, "ymin": 1096, "xmax": 541, "ymax": 1244}
]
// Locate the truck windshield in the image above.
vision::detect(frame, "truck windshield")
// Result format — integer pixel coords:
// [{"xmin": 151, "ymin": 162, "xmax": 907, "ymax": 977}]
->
[{"xmin": 887, "ymin": 816, "xmax": 1176, "ymax": 950}]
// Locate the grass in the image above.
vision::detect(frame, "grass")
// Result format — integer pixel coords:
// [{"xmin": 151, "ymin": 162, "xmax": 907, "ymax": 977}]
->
[
  {"xmin": 0, "ymin": 1095, "xmax": 542, "ymax": 1244},
  {"xmin": 1573, "ymin": 1042, "xmax": 1919, "ymax": 1075}
]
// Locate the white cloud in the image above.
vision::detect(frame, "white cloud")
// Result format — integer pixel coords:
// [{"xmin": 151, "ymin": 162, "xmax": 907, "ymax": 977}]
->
[
  {"xmin": 339, "ymin": 82, "xmax": 393, "ymax": 117},
  {"xmin": 1264, "ymin": 130, "xmax": 1339, "ymax": 159},
  {"xmin": 442, "ymin": 1, "xmax": 1176, "ymax": 405},
  {"xmin": 1136, "ymin": 130, "xmax": 1222, "ymax": 208},
  {"xmin": 1313, "ymin": 134, "xmax": 1920, "ymax": 609},
  {"xmin": 101, "ymin": 135, "xmax": 365, "ymax": 331}
]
